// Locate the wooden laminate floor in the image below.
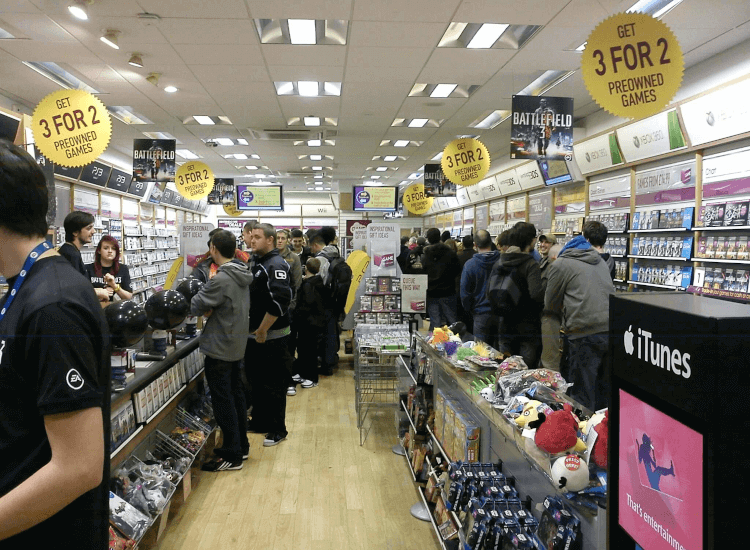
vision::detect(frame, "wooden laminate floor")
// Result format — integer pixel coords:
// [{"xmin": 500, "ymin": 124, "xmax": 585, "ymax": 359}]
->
[{"xmin": 147, "ymin": 363, "xmax": 437, "ymax": 550}]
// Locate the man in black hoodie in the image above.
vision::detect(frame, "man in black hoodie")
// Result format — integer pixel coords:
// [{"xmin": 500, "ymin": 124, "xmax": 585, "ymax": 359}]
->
[
  {"xmin": 422, "ymin": 228, "xmax": 461, "ymax": 330},
  {"xmin": 584, "ymin": 221, "xmax": 616, "ymax": 280},
  {"xmin": 489, "ymin": 223, "xmax": 544, "ymax": 366}
]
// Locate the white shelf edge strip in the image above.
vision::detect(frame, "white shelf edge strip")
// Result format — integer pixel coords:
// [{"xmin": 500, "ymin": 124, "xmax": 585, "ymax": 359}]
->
[{"xmin": 110, "ymin": 425, "xmax": 144, "ymax": 460}]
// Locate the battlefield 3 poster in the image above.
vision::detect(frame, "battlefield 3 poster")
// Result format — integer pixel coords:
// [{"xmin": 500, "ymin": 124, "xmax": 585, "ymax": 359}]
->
[
  {"xmin": 132, "ymin": 138, "xmax": 176, "ymax": 183},
  {"xmin": 510, "ymin": 95, "xmax": 574, "ymax": 162},
  {"xmin": 423, "ymin": 163, "xmax": 457, "ymax": 198}
]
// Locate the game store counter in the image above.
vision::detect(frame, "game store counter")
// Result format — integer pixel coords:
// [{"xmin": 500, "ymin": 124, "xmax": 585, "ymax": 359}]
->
[{"xmin": 412, "ymin": 332, "xmax": 607, "ymax": 550}]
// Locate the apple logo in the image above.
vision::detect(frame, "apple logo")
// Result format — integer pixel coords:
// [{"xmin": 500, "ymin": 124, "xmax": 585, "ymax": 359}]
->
[{"xmin": 624, "ymin": 325, "xmax": 635, "ymax": 355}]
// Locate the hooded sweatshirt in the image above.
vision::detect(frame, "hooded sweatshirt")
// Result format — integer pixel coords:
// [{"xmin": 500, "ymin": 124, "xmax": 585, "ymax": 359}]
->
[
  {"xmin": 495, "ymin": 246, "xmax": 545, "ymax": 322},
  {"xmin": 190, "ymin": 259, "xmax": 253, "ymax": 361},
  {"xmin": 599, "ymin": 251, "xmax": 616, "ymax": 281},
  {"xmin": 460, "ymin": 250, "xmax": 500, "ymax": 315},
  {"xmin": 278, "ymin": 246, "xmax": 302, "ymax": 310},
  {"xmin": 545, "ymin": 245, "xmax": 614, "ymax": 339},
  {"xmin": 421, "ymin": 242, "xmax": 461, "ymax": 298},
  {"xmin": 316, "ymin": 244, "xmax": 341, "ymax": 284}
]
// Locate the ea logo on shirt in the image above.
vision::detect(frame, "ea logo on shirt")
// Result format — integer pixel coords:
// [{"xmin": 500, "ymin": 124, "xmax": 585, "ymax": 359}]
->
[{"xmin": 66, "ymin": 368, "xmax": 84, "ymax": 390}]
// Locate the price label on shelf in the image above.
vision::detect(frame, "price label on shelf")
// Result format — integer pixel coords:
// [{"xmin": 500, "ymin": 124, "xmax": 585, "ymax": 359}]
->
[
  {"xmin": 175, "ymin": 161, "xmax": 215, "ymax": 200},
  {"xmin": 581, "ymin": 12, "xmax": 684, "ymax": 119},
  {"xmin": 32, "ymin": 89, "xmax": 112, "ymax": 168},
  {"xmin": 441, "ymin": 137, "xmax": 490, "ymax": 186}
]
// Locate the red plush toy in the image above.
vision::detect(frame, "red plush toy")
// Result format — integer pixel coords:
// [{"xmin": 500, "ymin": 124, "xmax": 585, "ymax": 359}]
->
[
  {"xmin": 528, "ymin": 404, "xmax": 586, "ymax": 455},
  {"xmin": 592, "ymin": 409, "xmax": 609, "ymax": 468}
]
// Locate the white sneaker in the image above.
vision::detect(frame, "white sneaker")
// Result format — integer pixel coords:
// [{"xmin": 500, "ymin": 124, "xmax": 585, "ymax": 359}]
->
[
  {"xmin": 287, "ymin": 386, "xmax": 297, "ymax": 396},
  {"xmin": 301, "ymin": 379, "xmax": 318, "ymax": 389},
  {"xmin": 291, "ymin": 374, "xmax": 302, "ymax": 383}
]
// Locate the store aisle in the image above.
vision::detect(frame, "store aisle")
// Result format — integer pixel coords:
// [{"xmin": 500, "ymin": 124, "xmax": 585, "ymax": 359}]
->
[{"xmin": 150, "ymin": 366, "xmax": 436, "ymax": 550}]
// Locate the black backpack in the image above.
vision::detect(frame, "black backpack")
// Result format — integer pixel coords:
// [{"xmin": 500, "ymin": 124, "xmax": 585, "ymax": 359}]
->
[
  {"xmin": 324, "ymin": 255, "xmax": 353, "ymax": 314},
  {"xmin": 487, "ymin": 261, "xmax": 527, "ymax": 316}
]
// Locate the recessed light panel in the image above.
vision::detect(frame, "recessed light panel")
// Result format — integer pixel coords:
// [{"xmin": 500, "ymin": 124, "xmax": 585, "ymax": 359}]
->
[
  {"xmin": 274, "ymin": 81, "xmax": 342, "ymax": 97},
  {"xmin": 516, "ymin": 70, "xmax": 575, "ymax": 96},
  {"xmin": 392, "ymin": 118, "xmax": 443, "ymax": 128},
  {"xmin": 470, "ymin": 110, "xmax": 511, "ymax": 129},
  {"xmin": 184, "ymin": 115, "xmax": 232, "ymax": 125},
  {"xmin": 408, "ymin": 83, "xmax": 480, "ymax": 98},
  {"xmin": 438, "ymin": 22, "xmax": 542, "ymax": 50},
  {"xmin": 255, "ymin": 19, "xmax": 348, "ymax": 45}
]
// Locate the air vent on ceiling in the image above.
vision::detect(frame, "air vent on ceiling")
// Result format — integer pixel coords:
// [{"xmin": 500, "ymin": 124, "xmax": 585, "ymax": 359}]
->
[{"xmin": 248, "ymin": 128, "xmax": 337, "ymax": 141}]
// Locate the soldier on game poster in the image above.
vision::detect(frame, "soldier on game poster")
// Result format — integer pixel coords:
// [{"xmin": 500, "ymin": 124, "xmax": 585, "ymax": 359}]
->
[{"xmin": 510, "ymin": 95, "xmax": 574, "ymax": 162}]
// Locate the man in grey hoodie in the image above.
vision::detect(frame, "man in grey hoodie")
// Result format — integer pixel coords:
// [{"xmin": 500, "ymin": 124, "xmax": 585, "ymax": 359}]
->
[
  {"xmin": 545, "ymin": 234, "xmax": 615, "ymax": 411},
  {"xmin": 189, "ymin": 229, "xmax": 253, "ymax": 471}
]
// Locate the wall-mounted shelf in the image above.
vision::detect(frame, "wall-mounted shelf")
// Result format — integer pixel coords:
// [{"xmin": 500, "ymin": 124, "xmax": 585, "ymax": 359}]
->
[
  {"xmin": 629, "ymin": 228, "xmax": 690, "ymax": 233},
  {"xmin": 695, "ymin": 225, "xmax": 750, "ymax": 231},
  {"xmin": 630, "ymin": 255, "xmax": 690, "ymax": 261},
  {"xmin": 627, "ymin": 280, "xmax": 686, "ymax": 290},
  {"xmin": 692, "ymin": 258, "xmax": 750, "ymax": 264}
]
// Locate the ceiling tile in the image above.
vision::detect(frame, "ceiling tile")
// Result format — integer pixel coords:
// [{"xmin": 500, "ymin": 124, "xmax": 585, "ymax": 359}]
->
[
  {"xmin": 353, "ymin": 0, "xmax": 461, "ymax": 22},
  {"xmin": 344, "ymin": 65, "xmax": 421, "ymax": 82},
  {"xmin": 267, "ymin": 65, "xmax": 344, "ymax": 82},
  {"xmin": 0, "ymin": 40, "xmax": 101, "ymax": 63},
  {"xmin": 417, "ymin": 48, "xmax": 515, "ymax": 83},
  {"xmin": 136, "ymin": 1, "xmax": 251, "ymax": 19},
  {"xmin": 244, "ymin": 0, "xmax": 353, "ymax": 20},
  {"xmin": 397, "ymin": 97, "xmax": 467, "ymax": 120},
  {"xmin": 547, "ymin": 0, "xmax": 610, "ymax": 28},
  {"xmin": 452, "ymin": 0, "xmax": 555, "ymax": 25},
  {"xmin": 190, "ymin": 64, "xmax": 270, "ymax": 83},
  {"xmin": 174, "ymin": 44, "xmax": 264, "ymax": 65},
  {"xmin": 277, "ymin": 96, "xmax": 341, "ymax": 118},
  {"xmin": 261, "ymin": 44, "xmax": 346, "ymax": 66},
  {"xmin": 349, "ymin": 21, "xmax": 446, "ymax": 48},
  {"xmin": 0, "ymin": 13, "xmax": 77, "ymax": 42},
  {"xmin": 158, "ymin": 18, "xmax": 259, "ymax": 45},
  {"xmin": 346, "ymin": 47, "xmax": 432, "ymax": 68}
]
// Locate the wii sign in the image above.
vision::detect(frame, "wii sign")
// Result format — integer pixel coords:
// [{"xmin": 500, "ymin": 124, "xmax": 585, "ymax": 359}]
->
[{"xmin": 624, "ymin": 325, "xmax": 691, "ymax": 379}]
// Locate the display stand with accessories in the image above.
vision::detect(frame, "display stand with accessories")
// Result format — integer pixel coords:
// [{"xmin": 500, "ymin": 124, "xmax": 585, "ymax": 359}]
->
[
  {"xmin": 354, "ymin": 276, "xmax": 404, "ymax": 326},
  {"xmin": 393, "ymin": 332, "xmax": 606, "ymax": 550},
  {"xmin": 123, "ymin": 224, "xmax": 179, "ymax": 305}
]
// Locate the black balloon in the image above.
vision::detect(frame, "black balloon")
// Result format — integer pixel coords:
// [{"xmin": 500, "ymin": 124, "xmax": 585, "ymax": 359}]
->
[
  {"xmin": 145, "ymin": 290, "xmax": 190, "ymax": 330},
  {"xmin": 105, "ymin": 300, "xmax": 149, "ymax": 348},
  {"xmin": 175, "ymin": 278, "xmax": 204, "ymax": 302}
]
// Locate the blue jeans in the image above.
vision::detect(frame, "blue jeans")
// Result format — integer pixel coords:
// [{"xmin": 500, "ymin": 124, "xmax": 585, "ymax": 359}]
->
[
  {"xmin": 473, "ymin": 312, "xmax": 499, "ymax": 350},
  {"xmin": 427, "ymin": 295, "xmax": 458, "ymax": 331},
  {"xmin": 567, "ymin": 334, "xmax": 610, "ymax": 411},
  {"xmin": 204, "ymin": 357, "xmax": 249, "ymax": 461}
]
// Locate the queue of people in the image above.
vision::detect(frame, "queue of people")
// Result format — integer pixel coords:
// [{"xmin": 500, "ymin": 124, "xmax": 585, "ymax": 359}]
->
[{"xmin": 405, "ymin": 220, "xmax": 615, "ymax": 412}]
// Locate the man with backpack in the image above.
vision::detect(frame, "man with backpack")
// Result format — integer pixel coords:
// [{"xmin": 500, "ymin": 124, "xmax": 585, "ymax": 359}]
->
[
  {"xmin": 460, "ymin": 230, "xmax": 500, "ymax": 348},
  {"xmin": 422, "ymin": 228, "xmax": 462, "ymax": 331},
  {"xmin": 310, "ymin": 227, "xmax": 352, "ymax": 376},
  {"xmin": 487, "ymin": 223, "xmax": 544, "ymax": 366}
]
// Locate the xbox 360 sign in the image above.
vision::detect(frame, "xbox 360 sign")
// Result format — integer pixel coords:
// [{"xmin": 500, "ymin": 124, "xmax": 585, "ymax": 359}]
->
[{"xmin": 357, "ymin": 189, "xmax": 371, "ymax": 205}]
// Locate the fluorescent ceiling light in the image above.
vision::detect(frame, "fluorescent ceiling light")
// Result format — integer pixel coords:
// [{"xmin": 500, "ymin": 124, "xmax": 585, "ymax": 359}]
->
[
  {"xmin": 408, "ymin": 118, "xmax": 429, "ymax": 128},
  {"xmin": 376, "ymin": 167, "xmax": 388, "ymax": 172},
  {"xmin": 384, "ymin": 155, "xmax": 397, "ymax": 162},
  {"xmin": 653, "ymin": 0, "xmax": 684, "ymax": 18},
  {"xmin": 575, "ymin": 42, "xmax": 587, "ymax": 52},
  {"xmin": 371, "ymin": 176, "xmax": 381, "ymax": 180},
  {"xmin": 394, "ymin": 140, "xmax": 410, "ymax": 147},
  {"xmin": 430, "ymin": 152, "xmax": 442, "ymax": 161},
  {"xmin": 164, "ymin": 86, "xmax": 178, "ymax": 93},
  {"xmin": 22, "ymin": 61, "xmax": 99, "ymax": 93},
  {"xmin": 324, "ymin": 82, "xmax": 341, "ymax": 96},
  {"xmin": 430, "ymin": 84, "xmax": 457, "ymax": 98},
  {"xmin": 628, "ymin": 0, "xmax": 684, "ymax": 18},
  {"xmin": 143, "ymin": 131, "xmax": 176, "ymax": 140},
  {"xmin": 256, "ymin": 174, "xmax": 266, "ymax": 178},
  {"xmin": 310, "ymin": 154, "xmax": 322, "ymax": 161},
  {"xmin": 128, "ymin": 54, "xmax": 144, "ymax": 68},
  {"xmin": 400, "ymin": 180, "xmax": 409, "ymax": 185},
  {"xmin": 471, "ymin": 110, "xmax": 511, "ymax": 129},
  {"xmin": 409, "ymin": 173, "xmax": 421, "ymax": 179},
  {"xmin": 467, "ymin": 23, "xmax": 509, "ymax": 49},
  {"xmin": 176, "ymin": 149, "xmax": 199, "ymax": 160},
  {"xmin": 245, "ymin": 165, "xmax": 259, "ymax": 170},
  {"xmin": 299, "ymin": 81, "xmax": 319, "ymax": 97},
  {"xmin": 194, "ymin": 115, "xmax": 215, "ymax": 125},
  {"xmin": 314, "ymin": 175, "xmax": 323, "ymax": 179},
  {"xmin": 315, "ymin": 182, "xmax": 323, "ymax": 186},
  {"xmin": 308, "ymin": 139, "xmax": 321, "ymax": 147},
  {"xmin": 100, "ymin": 31, "xmax": 120, "ymax": 50},
  {"xmin": 289, "ymin": 19, "xmax": 316, "ymax": 45},
  {"xmin": 312, "ymin": 166, "xmax": 323, "ymax": 171},
  {"xmin": 0, "ymin": 26, "xmax": 16, "ymax": 39},
  {"xmin": 214, "ymin": 138, "xmax": 234, "ymax": 146},
  {"xmin": 304, "ymin": 116, "xmax": 320, "ymax": 126},
  {"xmin": 68, "ymin": 1, "xmax": 88, "ymax": 20},
  {"xmin": 516, "ymin": 70, "xmax": 576, "ymax": 96},
  {"xmin": 274, "ymin": 81, "xmax": 295, "ymax": 95},
  {"xmin": 107, "ymin": 106, "xmax": 153, "ymax": 125},
  {"xmin": 237, "ymin": 139, "xmax": 249, "ymax": 145}
]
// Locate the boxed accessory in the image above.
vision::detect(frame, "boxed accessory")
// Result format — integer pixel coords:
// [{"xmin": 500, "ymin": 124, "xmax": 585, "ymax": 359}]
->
[{"xmin": 723, "ymin": 200, "xmax": 749, "ymax": 226}]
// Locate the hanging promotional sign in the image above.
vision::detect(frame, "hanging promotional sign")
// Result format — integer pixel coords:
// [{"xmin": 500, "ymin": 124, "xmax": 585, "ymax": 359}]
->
[
  {"xmin": 401, "ymin": 275, "xmax": 428, "ymax": 314},
  {"xmin": 175, "ymin": 161, "xmax": 215, "ymax": 200},
  {"xmin": 616, "ymin": 110, "xmax": 686, "ymax": 163},
  {"xmin": 679, "ymin": 77, "xmax": 750, "ymax": 147},
  {"xmin": 180, "ymin": 223, "xmax": 214, "ymax": 279},
  {"xmin": 31, "ymin": 89, "xmax": 112, "ymax": 167},
  {"xmin": 510, "ymin": 95, "xmax": 574, "ymax": 161},
  {"xmin": 223, "ymin": 203, "xmax": 243, "ymax": 217},
  {"xmin": 423, "ymin": 163, "xmax": 457, "ymax": 197},
  {"xmin": 441, "ymin": 138, "xmax": 490, "ymax": 186},
  {"xmin": 367, "ymin": 223, "xmax": 399, "ymax": 277},
  {"xmin": 581, "ymin": 12, "xmax": 684, "ymax": 119},
  {"xmin": 574, "ymin": 132, "xmax": 624, "ymax": 174},
  {"xmin": 208, "ymin": 178, "xmax": 235, "ymax": 205},
  {"xmin": 33, "ymin": 146, "xmax": 56, "ymax": 226},
  {"xmin": 403, "ymin": 183, "xmax": 433, "ymax": 215},
  {"xmin": 132, "ymin": 138, "xmax": 176, "ymax": 183}
]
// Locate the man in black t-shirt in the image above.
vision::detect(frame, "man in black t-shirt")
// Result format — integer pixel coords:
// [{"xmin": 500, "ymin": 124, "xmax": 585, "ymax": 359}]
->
[
  {"xmin": 59, "ymin": 211, "xmax": 110, "ymax": 303},
  {"xmin": 0, "ymin": 141, "xmax": 110, "ymax": 548}
]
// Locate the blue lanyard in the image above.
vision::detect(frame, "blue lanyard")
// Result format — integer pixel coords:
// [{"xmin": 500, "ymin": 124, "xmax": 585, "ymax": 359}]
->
[{"xmin": 0, "ymin": 241, "xmax": 52, "ymax": 322}]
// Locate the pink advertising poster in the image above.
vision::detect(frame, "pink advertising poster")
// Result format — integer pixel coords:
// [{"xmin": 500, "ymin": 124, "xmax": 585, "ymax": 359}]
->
[{"xmin": 619, "ymin": 390, "xmax": 703, "ymax": 550}]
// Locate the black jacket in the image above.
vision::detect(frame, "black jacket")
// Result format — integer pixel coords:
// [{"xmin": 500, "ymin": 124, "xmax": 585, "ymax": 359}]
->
[
  {"xmin": 494, "ymin": 247, "xmax": 545, "ymax": 323},
  {"xmin": 295, "ymin": 275, "xmax": 327, "ymax": 329},
  {"xmin": 421, "ymin": 242, "xmax": 461, "ymax": 298},
  {"xmin": 249, "ymin": 249, "xmax": 292, "ymax": 333}
]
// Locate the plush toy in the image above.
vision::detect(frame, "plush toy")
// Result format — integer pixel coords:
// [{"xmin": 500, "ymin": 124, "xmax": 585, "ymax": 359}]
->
[
  {"xmin": 514, "ymin": 400, "xmax": 546, "ymax": 429},
  {"xmin": 528, "ymin": 404, "xmax": 587, "ymax": 455},
  {"xmin": 551, "ymin": 454, "xmax": 590, "ymax": 493},
  {"xmin": 591, "ymin": 409, "xmax": 609, "ymax": 469},
  {"xmin": 430, "ymin": 327, "xmax": 450, "ymax": 344}
]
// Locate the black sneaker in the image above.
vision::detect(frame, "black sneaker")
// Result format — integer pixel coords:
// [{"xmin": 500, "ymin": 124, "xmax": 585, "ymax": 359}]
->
[
  {"xmin": 214, "ymin": 447, "xmax": 250, "ymax": 461},
  {"xmin": 263, "ymin": 432, "xmax": 287, "ymax": 447},
  {"xmin": 201, "ymin": 458, "xmax": 243, "ymax": 472}
]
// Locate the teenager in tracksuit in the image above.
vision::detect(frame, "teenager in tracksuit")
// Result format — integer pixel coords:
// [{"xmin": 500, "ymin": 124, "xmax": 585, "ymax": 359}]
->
[
  {"xmin": 245, "ymin": 223, "xmax": 293, "ymax": 447},
  {"xmin": 189, "ymin": 230, "xmax": 253, "ymax": 471}
]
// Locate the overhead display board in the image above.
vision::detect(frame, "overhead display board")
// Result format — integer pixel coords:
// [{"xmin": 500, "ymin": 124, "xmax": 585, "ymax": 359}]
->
[
  {"xmin": 352, "ymin": 185, "xmax": 397, "ymax": 212},
  {"xmin": 236, "ymin": 184, "xmax": 284, "ymax": 211}
]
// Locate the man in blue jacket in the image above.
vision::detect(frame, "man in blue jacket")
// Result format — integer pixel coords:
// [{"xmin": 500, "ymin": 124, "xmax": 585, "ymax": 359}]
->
[
  {"xmin": 460, "ymin": 230, "xmax": 500, "ymax": 349},
  {"xmin": 245, "ymin": 223, "xmax": 293, "ymax": 447}
]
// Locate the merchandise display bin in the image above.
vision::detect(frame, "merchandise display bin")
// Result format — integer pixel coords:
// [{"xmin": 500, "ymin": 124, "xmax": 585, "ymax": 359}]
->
[
  {"xmin": 354, "ymin": 324, "xmax": 409, "ymax": 445},
  {"xmin": 409, "ymin": 332, "xmax": 606, "ymax": 550}
]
